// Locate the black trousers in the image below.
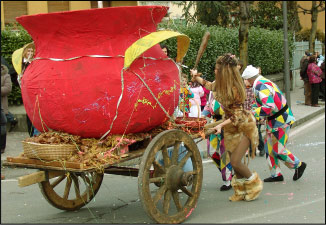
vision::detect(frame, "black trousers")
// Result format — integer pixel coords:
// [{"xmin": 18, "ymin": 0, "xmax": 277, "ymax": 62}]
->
[
  {"xmin": 311, "ymin": 83, "xmax": 320, "ymax": 105},
  {"xmin": 320, "ymin": 79, "xmax": 325, "ymax": 101}
]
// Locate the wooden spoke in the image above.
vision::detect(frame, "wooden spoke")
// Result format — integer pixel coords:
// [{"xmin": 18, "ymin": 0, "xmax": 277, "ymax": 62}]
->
[
  {"xmin": 39, "ymin": 171, "xmax": 103, "ymax": 211},
  {"xmin": 171, "ymin": 141, "xmax": 181, "ymax": 165},
  {"xmin": 149, "ymin": 176, "xmax": 165, "ymax": 184},
  {"xmin": 138, "ymin": 129, "xmax": 203, "ymax": 224},
  {"xmin": 163, "ymin": 190, "xmax": 172, "ymax": 215},
  {"xmin": 72, "ymin": 175, "xmax": 81, "ymax": 199},
  {"xmin": 63, "ymin": 177, "xmax": 72, "ymax": 200},
  {"xmin": 153, "ymin": 184, "xmax": 167, "ymax": 206},
  {"xmin": 50, "ymin": 175, "xmax": 66, "ymax": 189},
  {"xmin": 178, "ymin": 151, "xmax": 192, "ymax": 168},
  {"xmin": 153, "ymin": 160, "xmax": 165, "ymax": 174},
  {"xmin": 172, "ymin": 191, "xmax": 182, "ymax": 212},
  {"xmin": 162, "ymin": 145, "xmax": 170, "ymax": 168},
  {"xmin": 180, "ymin": 186, "xmax": 193, "ymax": 197}
]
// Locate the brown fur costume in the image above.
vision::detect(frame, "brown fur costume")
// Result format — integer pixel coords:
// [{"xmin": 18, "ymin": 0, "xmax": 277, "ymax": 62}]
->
[
  {"xmin": 222, "ymin": 104, "xmax": 258, "ymax": 159},
  {"xmin": 244, "ymin": 171, "xmax": 263, "ymax": 201},
  {"xmin": 229, "ymin": 175, "xmax": 246, "ymax": 201}
]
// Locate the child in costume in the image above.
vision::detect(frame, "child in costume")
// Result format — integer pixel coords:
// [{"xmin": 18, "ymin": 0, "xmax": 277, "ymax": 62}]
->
[{"xmin": 202, "ymin": 91, "xmax": 232, "ymax": 191}]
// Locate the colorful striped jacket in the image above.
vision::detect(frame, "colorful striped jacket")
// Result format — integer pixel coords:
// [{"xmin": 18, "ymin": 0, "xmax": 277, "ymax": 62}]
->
[{"xmin": 252, "ymin": 75, "xmax": 295, "ymax": 132}]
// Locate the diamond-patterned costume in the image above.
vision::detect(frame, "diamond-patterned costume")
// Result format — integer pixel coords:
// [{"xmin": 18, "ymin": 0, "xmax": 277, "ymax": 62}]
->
[
  {"xmin": 202, "ymin": 93, "xmax": 232, "ymax": 182},
  {"xmin": 252, "ymin": 75, "xmax": 302, "ymax": 177}
]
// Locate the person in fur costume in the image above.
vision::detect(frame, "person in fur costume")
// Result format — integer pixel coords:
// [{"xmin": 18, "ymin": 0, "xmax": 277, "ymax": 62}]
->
[
  {"xmin": 191, "ymin": 53, "xmax": 263, "ymax": 202},
  {"xmin": 242, "ymin": 65, "xmax": 307, "ymax": 183}
]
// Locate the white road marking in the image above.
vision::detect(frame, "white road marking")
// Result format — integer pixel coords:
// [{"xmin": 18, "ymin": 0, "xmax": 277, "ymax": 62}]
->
[{"xmin": 221, "ymin": 196, "xmax": 325, "ymax": 223}]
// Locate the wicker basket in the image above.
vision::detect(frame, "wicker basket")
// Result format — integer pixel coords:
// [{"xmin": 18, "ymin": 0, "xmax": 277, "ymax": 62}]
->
[{"xmin": 22, "ymin": 141, "xmax": 77, "ymax": 161}]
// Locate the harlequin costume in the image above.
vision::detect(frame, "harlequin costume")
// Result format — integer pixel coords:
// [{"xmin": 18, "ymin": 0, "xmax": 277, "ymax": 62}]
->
[
  {"xmin": 242, "ymin": 65, "xmax": 307, "ymax": 182},
  {"xmin": 202, "ymin": 92, "xmax": 232, "ymax": 190}
]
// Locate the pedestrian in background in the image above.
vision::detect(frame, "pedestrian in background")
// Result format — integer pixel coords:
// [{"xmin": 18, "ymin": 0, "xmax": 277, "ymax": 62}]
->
[
  {"xmin": 1, "ymin": 107, "xmax": 6, "ymax": 180},
  {"xmin": 242, "ymin": 65, "xmax": 307, "ymax": 183},
  {"xmin": 191, "ymin": 53, "xmax": 262, "ymax": 202},
  {"xmin": 243, "ymin": 77, "xmax": 265, "ymax": 157},
  {"xmin": 307, "ymin": 55, "xmax": 323, "ymax": 107},
  {"xmin": 16, "ymin": 43, "xmax": 40, "ymax": 136},
  {"xmin": 161, "ymin": 45, "xmax": 169, "ymax": 57},
  {"xmin": 320, "ymin": 61, "xmax": 325, "ymax": 102},
  {"xmin": 1, "ymin": 64, "xmax": 13, "ymax": 138},
  {"xmin": 300, "ymin": 51, "xmax": 312, "ymax": 106},
  {"xmin": 200, "ymin": 85, "xmax": 210, "ymax": 111},
  {"xmin": 189, "ymin": 81, "xmax": 204, "ymax": 118}
]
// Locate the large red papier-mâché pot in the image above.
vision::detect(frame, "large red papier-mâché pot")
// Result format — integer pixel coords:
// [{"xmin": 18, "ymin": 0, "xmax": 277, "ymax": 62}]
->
[{"xmin": 17, "ymin": 6, "xmax": 181, "ymax": 138}]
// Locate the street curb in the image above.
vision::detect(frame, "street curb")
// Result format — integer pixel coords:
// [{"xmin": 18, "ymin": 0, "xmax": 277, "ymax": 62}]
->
[{"xmin": 291, "ymin": 107, "xmax": 325, "ymax": 129}]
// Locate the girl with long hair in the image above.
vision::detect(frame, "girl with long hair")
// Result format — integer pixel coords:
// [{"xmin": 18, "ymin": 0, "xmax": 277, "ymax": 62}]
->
[{"xmin": 190, "ymin": 53, "xmax": 263, "ymax": 202}]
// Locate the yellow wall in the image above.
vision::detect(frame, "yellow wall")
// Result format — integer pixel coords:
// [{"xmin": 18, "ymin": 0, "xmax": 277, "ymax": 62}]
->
[
  {"xmin": 27, "ymin": 1, "xmax": 48, "ymax": 15},
  {"xmin": 298, "ymin": 1, "xmax": 325, "ymax": 33},
  {"xmin": 110, "ymin": 1, "xmax": 138, "ymax": 7},
  {"xmin": 69, "ymin": 1, "xmax": 91, "ymax": 11}
]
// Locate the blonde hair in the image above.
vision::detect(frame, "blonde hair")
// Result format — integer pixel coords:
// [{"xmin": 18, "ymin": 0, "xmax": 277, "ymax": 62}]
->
[
  {"xmin": 22, "ymin": 43, "xmax": 35, "ymax": 59},
  {"xmin": 214, "ymin": 53, "xmax": 246, "ymax": 105}
]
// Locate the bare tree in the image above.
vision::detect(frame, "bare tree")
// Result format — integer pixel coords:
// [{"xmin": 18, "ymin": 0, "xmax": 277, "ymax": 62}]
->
[
  {"xmin": 297, "ymin": 1, "xmax": 325, "ymax": 52},
  {"xmin": 239, "ymin": 1, "xmax": 251, "ymax": 71}
]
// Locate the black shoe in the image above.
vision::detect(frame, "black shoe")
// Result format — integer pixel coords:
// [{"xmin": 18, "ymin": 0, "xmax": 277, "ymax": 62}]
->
[
  {"xmin": 259, "ymin": 149, "xmax": 265, "ymax": 157},
  {"xmin": 220, "ymin": 184, "xmax": 232, "ymax": 191},
  {"xmin": 293, "ymin": 162, "xmax": 307, "ymax": 181},
  {"xmin": 264, "ymin": 175, "xmax": 284, "ymax": 182}
]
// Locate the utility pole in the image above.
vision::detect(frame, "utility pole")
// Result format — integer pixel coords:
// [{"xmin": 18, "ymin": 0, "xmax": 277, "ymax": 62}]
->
[{"xmin": 282, "ymin": 1, "xmax": 291, "ymax": 107}]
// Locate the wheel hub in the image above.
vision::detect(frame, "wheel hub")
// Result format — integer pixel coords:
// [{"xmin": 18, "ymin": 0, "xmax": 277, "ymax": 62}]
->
[{"xmin": 165, "ymin": 165, "xmax": 193, "ymax": 191}]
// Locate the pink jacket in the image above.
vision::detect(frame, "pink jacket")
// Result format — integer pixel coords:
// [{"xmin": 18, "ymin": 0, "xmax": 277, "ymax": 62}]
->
[
  {"xmin": 307, "ymin": 63, "xmax": 322, "ymax": 84},
  {"xmin": 190, "ymin": 86, "xmax": 204, "ymax": 107}
]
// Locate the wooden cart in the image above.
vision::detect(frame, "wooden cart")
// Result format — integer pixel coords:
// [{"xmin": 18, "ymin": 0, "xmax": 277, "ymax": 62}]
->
[{"xmin": 4, "ymin": 123, "xmax": 218, "ymax": 224}]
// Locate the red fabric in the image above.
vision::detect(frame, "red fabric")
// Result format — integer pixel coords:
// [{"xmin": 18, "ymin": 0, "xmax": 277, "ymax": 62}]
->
[{"xmin": 17, "ymin": 6, "xmax": 180, "ymax": 138}]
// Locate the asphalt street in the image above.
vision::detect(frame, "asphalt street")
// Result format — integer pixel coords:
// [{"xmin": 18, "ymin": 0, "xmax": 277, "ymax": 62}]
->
[{"xmin": 1, "ymin": 114, "xmax": 325, "ymax": 224}]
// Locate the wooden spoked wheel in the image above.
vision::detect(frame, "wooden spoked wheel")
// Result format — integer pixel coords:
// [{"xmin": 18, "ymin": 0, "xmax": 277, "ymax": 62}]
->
[
  {"xmin": 138, "ymin": 129, "xmax": 203, "ymax": 224},
  {"xmin": 39, "ymin": 170, "xmax": 104, "ymax": 211}
]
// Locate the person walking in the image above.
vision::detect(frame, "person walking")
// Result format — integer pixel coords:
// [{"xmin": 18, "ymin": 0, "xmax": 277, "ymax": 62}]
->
[
  {"xmin": 1, "ymin": 107, "xmax": 6, "ymax": 180},
  {"xmin": 307, "ymin": 55, "xmax": 323, "ymax": 107},
  {"xmin": 1, "ymin": 64, "xmax": 13, "ymax": 147},
  {"xmin": 242, "ymin": 65, "xmax": 307, "ymax": 183},
  {"xmin": 202, "ymin": 91, "xmax": 233, "ymax": 191},
  {"xmin": 300, "ymin": 51, "xmax": 312, "ymax": 106},
  {"xmin": 243, "ymin": 78, "xmax": 265, "ymax": 157},
  {"xmin": 189, "ymin": 81, "xmax": 204, "ymax": 118},
  {"xmin": 320, "ymin": 61, "xmax": 325, "ymax": 102},
  {"xmin": 191, "ymin": 53, "xmax": 262, "ymax": 202}
]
